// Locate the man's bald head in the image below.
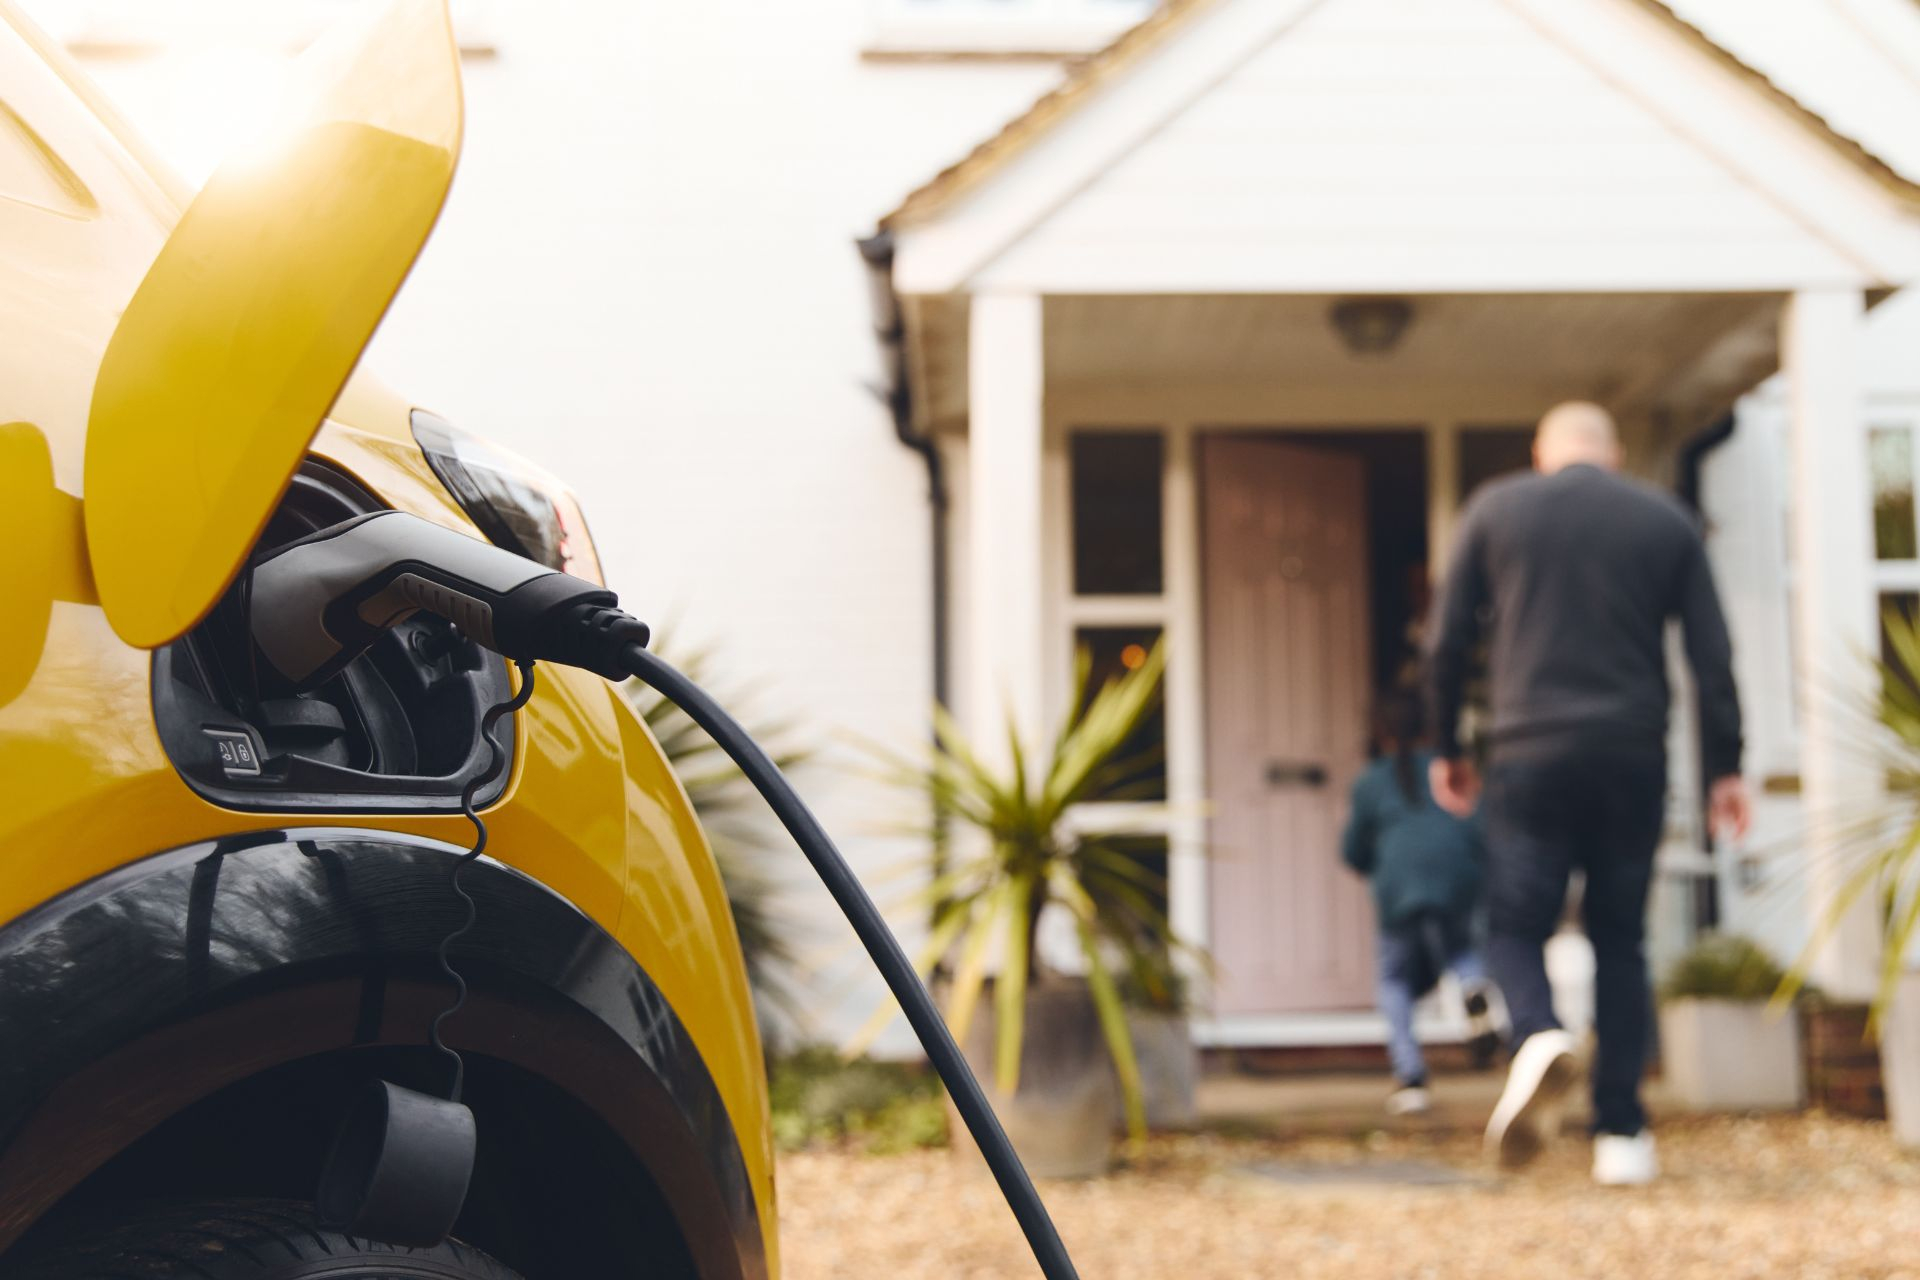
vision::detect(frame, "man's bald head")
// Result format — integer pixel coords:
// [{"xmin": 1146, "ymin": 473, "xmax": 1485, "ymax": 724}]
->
[{"xmin": 1534, "ymin": 401, "xmax": 1621, "ymax": 474}]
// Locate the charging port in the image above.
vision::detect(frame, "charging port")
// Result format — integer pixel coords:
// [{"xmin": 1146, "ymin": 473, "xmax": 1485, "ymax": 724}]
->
[{"xmin": 150, "ymin": 459, "xmax": 519, "ymax": 813}]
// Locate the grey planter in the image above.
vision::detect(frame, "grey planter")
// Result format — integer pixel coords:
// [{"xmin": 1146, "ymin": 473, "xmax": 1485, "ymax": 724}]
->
[
  {"xmin": 950, "ymin": 976, "xmax": 1118, "ymax": 1178},
  {"xmin": 1123, "ymin": 1008, "xmax": 1198, "ymax": 1131},
  {"xmin": 1881, "ymin": 971, "xmax": 1920, "ymax": 1148},
  {"xmin": 1659, "ymin": 997, "xmax": 1804, "ymax": 1112}
]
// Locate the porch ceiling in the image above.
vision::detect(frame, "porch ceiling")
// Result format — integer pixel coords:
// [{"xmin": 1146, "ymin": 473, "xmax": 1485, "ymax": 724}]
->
[{"xmin": 910, "ymin": 291, "xmax": 1783, "ymax": 440}]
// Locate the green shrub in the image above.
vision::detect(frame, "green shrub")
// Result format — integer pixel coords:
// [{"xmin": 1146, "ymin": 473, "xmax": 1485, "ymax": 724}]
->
[
  {"xmin": 769, "ymin": 1047, "xmax": 948, "ymax": 1154},
  {"xmin": 1662, "ymin": 933, "xmax": 1788, "ymax": 1002}
]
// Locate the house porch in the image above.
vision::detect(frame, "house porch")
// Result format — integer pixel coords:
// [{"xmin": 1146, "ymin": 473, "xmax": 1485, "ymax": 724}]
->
[
  {"xmin": 914, "ymin": 287, "xmax": 1875, "ymax": 1046},
  {"xmin": 874, "ymin": 0, "xmax": 1920, "ymax": 1043}
]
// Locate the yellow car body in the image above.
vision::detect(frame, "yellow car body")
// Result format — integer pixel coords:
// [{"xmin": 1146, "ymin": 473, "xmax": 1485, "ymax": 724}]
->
[{"xmin": 0, "ymin": 1, "xmax": 775, "ymax": 1275}]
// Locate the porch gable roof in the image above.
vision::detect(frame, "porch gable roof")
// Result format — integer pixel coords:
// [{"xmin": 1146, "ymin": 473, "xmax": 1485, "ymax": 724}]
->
[{"xmin": 884, "ymin": 0, "xmax": 1920, "ymax": 296}]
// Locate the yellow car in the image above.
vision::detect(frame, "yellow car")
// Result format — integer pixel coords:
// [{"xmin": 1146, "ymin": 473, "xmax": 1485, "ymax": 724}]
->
[{"xmin": 0, "ymin": 1, "xmax": 776, "ymax": 1275}]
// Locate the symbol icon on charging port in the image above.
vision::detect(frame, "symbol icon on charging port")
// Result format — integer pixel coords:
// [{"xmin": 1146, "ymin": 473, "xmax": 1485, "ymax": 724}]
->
[{"xmin": 205, "ymin": 728, "xmax": 262, "ymax": 777}]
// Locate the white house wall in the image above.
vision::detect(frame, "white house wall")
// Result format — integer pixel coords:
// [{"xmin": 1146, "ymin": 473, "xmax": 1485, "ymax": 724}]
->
[{"xmin": 978, "ymin": 0, "xmax": 1872, "ymax": 293}]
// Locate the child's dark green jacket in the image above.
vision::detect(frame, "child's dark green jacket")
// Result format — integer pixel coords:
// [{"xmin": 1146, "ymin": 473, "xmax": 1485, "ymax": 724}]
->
[{"xmin": 1340, "ymin": 749, "xmax": 1484, "ymax": 929}]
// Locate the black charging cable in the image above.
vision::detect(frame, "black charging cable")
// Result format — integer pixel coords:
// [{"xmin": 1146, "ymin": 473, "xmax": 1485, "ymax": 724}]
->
[
  {"xmin": 430, "ymin": 658, "xmax": 537, "ymax": 1102},
  {"xmin": 243, "ymin": 512, "xmax": 1080, "ymax": 1271},
  {"xmin": 619, "ymin": 642, "xmax": 1081, "ymax": 1280}
]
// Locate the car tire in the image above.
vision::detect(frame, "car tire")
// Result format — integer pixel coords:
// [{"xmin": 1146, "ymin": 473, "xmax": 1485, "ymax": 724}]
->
[{"xmin": 11, "ymin": 1198, "xmax": 525, "ymax": 1279}]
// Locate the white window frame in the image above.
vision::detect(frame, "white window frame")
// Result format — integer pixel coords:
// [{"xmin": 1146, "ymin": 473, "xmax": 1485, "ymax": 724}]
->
[
  {"xmin": 1031, "ymin": 422, "xmax": 1185, "ymax": 979},
  {"xmin": 1765, "ymin": 393, "xmax": 1920, "ymax": 776},
  {"xmin": 1868, "ymin": 409, "xmax": 1920, "ymax": 674},
  {"xmin": 1869, "ymin": 412, "xmax": 1920, "ymax": 584},
  {"xmin": 1048, "ymin": 422, "xmax": 1173, "ymax": 845}
]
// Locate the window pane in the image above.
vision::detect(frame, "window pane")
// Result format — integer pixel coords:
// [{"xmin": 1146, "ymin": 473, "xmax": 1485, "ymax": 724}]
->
[
  {"xmin": 1073, "ymin": 625, "xmax": 1165, "ymax": 801},
  {"xmin": 1871, "ymin": 426, "xmax": 1917, "ymax": 561},
  {"xmin": 1087, "ymin": 833, "xmax": 1177, "ymax": 1007},
  {"xmin": 1071, "ymin": 432, "xmax": 1163, "ymax": 595},
  {"xmin": 1457, "ymin": 426, "xmax": 1533, "ymax": 500}
]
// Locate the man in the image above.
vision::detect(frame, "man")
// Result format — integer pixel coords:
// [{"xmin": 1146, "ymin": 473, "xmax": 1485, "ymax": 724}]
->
[{"xmin": 1424, "ymin": 401, "xmax": 1749, "ymax": 1187}]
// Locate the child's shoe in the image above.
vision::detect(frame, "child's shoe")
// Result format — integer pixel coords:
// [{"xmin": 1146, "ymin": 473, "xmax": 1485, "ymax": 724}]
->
[{"xmin": 1386, "ymin": 1079, "xmax": 1432, "ymax": 1116}]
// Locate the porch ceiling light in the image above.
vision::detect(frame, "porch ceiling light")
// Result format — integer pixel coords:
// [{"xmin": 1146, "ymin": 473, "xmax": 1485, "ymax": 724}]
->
[{"xmin": 1330, "ymin": 297, "xmax": 1414, "ymax": 356}]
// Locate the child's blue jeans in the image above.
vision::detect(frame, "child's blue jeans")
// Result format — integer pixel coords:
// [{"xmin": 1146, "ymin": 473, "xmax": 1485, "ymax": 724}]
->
[{"xmin": 1378, "ymin": 917, "xmax": 1486, "ymax": 1086}]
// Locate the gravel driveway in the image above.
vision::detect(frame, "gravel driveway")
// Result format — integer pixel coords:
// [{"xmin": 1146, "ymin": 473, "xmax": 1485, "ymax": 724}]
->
[{"xmin": 777, "ymin": 1114, "xmax": 1920, "ymax": 1279}]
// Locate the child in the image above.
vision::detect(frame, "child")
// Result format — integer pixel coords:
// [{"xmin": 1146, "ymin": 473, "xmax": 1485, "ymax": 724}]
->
[{"xmin": 1341, "ymin": 690, "xmax": 1499, "ymax": 1115}]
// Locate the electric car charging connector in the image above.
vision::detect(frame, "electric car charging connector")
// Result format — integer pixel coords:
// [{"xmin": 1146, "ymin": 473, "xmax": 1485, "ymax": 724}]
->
[{"xmin": 247, "ymin": 511, "xmax": 1081, "ymax": 1280}]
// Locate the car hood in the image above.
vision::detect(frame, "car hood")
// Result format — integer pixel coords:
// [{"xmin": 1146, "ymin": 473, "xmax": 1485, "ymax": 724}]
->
[{"xmin": 83, "ymin": 0, "xmax": 463, "ymax": 649}]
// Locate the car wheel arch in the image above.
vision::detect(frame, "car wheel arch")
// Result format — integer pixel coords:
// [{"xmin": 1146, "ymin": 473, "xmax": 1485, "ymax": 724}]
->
[{"xmin": 0, "ymin": 831, "xmax": 767, "ymax": 1280}]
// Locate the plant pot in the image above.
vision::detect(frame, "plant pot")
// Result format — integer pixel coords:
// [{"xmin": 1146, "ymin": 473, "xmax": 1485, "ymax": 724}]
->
[
  {"xmin": 1658, "ymin": 997, "xmax": 1804, "ymax": 1112},
  {"xmin": 950, "ymin": 975, "xmax": 1118, "ymax": 1178},
  {"xmin": 1121, "ymin": 1007, "xmax": 1197, "ymax": 1132},
  {"xmin": 1882, "ymin": 971, "xmax": 1920, "ymax": 1148}
]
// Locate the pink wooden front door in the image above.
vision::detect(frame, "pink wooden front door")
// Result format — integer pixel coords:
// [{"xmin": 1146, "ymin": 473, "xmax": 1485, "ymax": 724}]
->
[{"xmin": 1202, "ymin": 438, "xmax": 1377, "ymax": 1016}]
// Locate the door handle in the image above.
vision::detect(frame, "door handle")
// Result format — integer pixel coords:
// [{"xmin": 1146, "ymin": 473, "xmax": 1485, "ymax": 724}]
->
[{"xmin": 1265, "ymin": 761, "xmax": 1328, "ymax": 788}]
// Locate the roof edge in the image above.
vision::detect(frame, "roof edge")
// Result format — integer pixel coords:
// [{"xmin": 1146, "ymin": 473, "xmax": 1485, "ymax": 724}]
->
[
  {"xmin": 880, "ymin": 0, "xmax": 1220, "ymax": 229},
  {"xmin": 880, "ymin": 0, "xmax": 1920, "ymax": 235},
  {"xmin": 1628, "ymin": 0, "xmax": 1920, "ymax": 207}
]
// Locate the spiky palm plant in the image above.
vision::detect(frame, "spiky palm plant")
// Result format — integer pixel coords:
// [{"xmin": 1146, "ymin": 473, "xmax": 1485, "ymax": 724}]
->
[
  {"xmin": 1781, "ymin": 607, "xmax": 1920, "ymax": 1022},
  {"xmin": 858, "ymin": 640, "xmax": 1191, "ymax": 1144}
]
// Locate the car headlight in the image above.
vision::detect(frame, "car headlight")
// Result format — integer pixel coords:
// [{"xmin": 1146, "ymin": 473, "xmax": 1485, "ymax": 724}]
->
[{"xmin": 410, "ymin": 410, "xmax": 605, "ymax": 586}]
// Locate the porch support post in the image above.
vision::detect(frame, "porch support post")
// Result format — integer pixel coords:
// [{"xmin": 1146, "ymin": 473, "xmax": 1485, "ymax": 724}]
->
[
  {"xmin": 1783, "ymin": 287, "xmax": 1879, "ymax": 999},
  {"xmin": 966, "ymin": 290, "xmax": 1046, "ymax": 770},
  {"xmin": 1164, "ymin": 424, "xmax": 1209, "ymax": 953}
]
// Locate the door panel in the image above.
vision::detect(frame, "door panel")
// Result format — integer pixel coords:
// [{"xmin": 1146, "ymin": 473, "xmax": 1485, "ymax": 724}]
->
[{"xmin": 1202, "ymin": 438, "xmax": 1376, "ymax": 1016}]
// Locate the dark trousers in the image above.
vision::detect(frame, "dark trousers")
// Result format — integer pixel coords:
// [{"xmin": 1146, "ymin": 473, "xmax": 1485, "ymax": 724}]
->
[{"xmin": 1483, "ymin": 747, "xmax": 1666, "ymax": 1136}]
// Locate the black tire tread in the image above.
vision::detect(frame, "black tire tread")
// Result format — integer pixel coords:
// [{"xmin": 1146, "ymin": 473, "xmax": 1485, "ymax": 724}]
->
[{"xmin": 10, "ymin": 1199, "xmax": 523, "ymax": 1280}]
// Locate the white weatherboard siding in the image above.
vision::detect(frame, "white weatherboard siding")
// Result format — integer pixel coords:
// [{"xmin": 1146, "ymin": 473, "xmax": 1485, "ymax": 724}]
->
[{"xmin": 977, "ymin": 0, "xmax": 1877, "ymax": 293}]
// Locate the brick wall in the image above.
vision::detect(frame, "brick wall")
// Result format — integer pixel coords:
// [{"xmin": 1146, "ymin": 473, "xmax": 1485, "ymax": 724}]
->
[{"xmin": 1802, "ymin": 1001, "xmax": 1887, "ymax": 1119}]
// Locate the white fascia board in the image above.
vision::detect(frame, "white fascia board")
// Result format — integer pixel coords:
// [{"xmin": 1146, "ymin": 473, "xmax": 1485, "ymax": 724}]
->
[
  {"xmin": 974, "ymin": 238, "xmax": 1874, "ymax": 295},
  {"xmin": 1502, "ymin": 0, "xmax": 1920, "ymax": 286},
  {"xmin": 890, "ymin": 0, "xmax": 1326, "ymax": 295}
]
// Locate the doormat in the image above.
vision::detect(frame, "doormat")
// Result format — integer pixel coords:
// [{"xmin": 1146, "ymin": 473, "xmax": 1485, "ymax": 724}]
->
[{"xmin": 1238, "ymin": 1159, "xmax": 1489, "ymax": 1189}]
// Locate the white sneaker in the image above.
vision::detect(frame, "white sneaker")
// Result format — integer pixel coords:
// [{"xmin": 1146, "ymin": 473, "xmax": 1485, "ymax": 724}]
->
[
  {"xmin": 1386, "ymin": 1084, "xmax": 1431, "ymax": 1116},
  {"xmin": 1484, "ymin": 1028, "xmax": 1579, "ymax": 1169},
  {"xmin": 1592, "ymin": 1130, "xmax": 1658, "ymax": 1186}
]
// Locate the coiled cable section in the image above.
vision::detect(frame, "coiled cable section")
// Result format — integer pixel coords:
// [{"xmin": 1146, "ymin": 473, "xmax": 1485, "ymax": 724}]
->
[{"xmin": 431, "ymin": 658, "xmax": 537, "ymax": 1103}]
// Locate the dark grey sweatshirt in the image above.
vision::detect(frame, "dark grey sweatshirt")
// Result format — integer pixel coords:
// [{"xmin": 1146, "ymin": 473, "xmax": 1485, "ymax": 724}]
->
[{"xmin": 1424, "ymin": 463, "xmax": 1742, "ymax": 779}]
